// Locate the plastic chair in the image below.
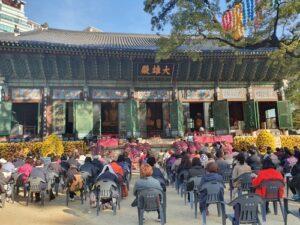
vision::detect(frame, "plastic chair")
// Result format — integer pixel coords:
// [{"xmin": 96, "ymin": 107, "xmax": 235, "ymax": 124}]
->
[
  {"xmin": 177, "ymin": 170, "xmax": 189, "ymax": 196},
  {"xmin": 137, "ymin": 188, "xmax": 165, "ymax": 225},
  {"xmin": 187, "ymin": 175, "xmax": 202, "ymax": 208},
  {"xmin": 231, "ymin": 172, "xmax": 253, "ymax": 200},
  {"xmin": 283, "ymin": 196, "xmax": 300, "ymax": 225},
  {"xmin": 219, "ymin": 165, "xmax": 232, "ymax": 183},
  {"xmin": 95, "ymin": 179, "xmax": 120, "ymax": 216},
  {"xmin": 195, "ymin": 180, "xmax": 226, "ymax": 225},
  {"xmin": 46, "ymin": 171, "xmax": 60, "ymax": 197},
  {"xmin": 259, "ymin": 180, "xmax": 285, "ymax": 221},
  {"xmin": 226, "ymin": 193, "xmax": 265, "ymax": 225},
  {"xmin": 124, "ymin": 171, "xmax": 130, "ymax": 191},
  {"xmin": 12, "ymin": 173, "xmax": 27, "ymax": 200},
  {"xmin": 26, "ymin": 177, "xmax": 46, "ymax": 206}
]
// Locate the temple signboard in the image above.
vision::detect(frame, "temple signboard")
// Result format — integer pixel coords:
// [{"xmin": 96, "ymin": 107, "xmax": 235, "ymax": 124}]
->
[
  {"xmin": 135, "ymin": 89, "xmax": 172, "ymax": 101},
  {"xmin": 92, "ymin": 89, "xmax": 128, "ymax": 100},
  {"xmin": 220, "ymin": 88, "xmax": 247, "ymax": 101},
  {"xmin": 52, "ymin": 89, "xmax": 82, "ymax": 100},
  {"xmin": 137, "ymin": 63, "xmax": 175, "ymax": 76},
  {"xmin": 11, "ymin": 88, "xmax": 42, "ymax": 101},
  {"xmin": 252, "ymin": 87, "xmax": 278, "ymax": 101},
  {"xmin": 180, "ymin": 89, "xmax": 214, "ymax": 102}
]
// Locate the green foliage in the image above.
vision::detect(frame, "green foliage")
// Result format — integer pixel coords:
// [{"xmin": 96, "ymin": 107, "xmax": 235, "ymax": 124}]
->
[
  {"xmin": 144, "ymin": 0, "xmax": 300, "ymax": 73},
  {"xmin": 285, "ymin": 73, "xmax": 300, "ymax": 129}
]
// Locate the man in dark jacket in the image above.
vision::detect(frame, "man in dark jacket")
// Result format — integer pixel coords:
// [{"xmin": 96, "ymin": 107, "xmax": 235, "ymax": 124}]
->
[
  {"xmin": 188, "ymin": 157, "xmax": 205, "ymax": 178},
  {"xmin": 246, "ymin": 149, "xmax": 262, "ymax": 171},
  {"xmin": 92, "ymin": 155, "xmax": 104, "ymax": 175},
  {"xmin": 290, "ymin": 154, "xmax": 300, "ymax": 200},
  {"xmin": 80, "ymin": 156, "xmax": 98, "ymax": 186}
]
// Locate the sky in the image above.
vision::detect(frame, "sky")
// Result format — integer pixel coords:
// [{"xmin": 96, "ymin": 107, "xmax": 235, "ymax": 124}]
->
[{"xmin": 25, "ymin": 0, "xmax": 170, "ymax": 34}]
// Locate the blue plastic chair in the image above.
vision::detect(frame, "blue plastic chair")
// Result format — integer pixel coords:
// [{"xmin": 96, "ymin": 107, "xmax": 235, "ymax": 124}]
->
[
  {"xmin": 137, "ymin": 188, "xmax": 165, "ymax": 225},
  {"xmin": 195, "ymin": 180, "xmax": 226, "ymax": 225},
  {"xmin": 226, "ymin": 193, "xmax": 265, "ymax": 225}
]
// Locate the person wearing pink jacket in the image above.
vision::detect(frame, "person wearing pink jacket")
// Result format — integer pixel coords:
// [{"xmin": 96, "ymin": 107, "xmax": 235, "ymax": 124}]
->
[{"xmin": 17, "ymin": 157, "xmax": 34, "ymax": 183}]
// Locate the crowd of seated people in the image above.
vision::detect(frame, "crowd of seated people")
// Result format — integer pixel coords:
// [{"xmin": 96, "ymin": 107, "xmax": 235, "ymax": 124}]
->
[
  {"xmin": 163, "ymin": 142, "xmax": 300, "ymax": 208},
  {"xmin": 0, "ymin": 149, "xmax": 133, "ymax": 205},
  {"xmin": 0, "ymin": 140, "xmax": 299, "ymax": 224}
]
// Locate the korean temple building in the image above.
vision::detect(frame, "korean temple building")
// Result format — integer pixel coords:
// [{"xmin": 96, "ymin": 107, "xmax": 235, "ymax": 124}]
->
[{"xmin": 0, "ymin": 28, "xmax": 293, "ymax": 139}]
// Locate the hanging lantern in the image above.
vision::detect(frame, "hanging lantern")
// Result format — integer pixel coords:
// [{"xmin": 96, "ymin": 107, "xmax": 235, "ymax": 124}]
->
[
  {"xmin": 222, "ymin": 10, "xmax": 233, "ymax": 31},
  {"xmin": 232, "ymin": 3, "xmax": 244, "ymax": 40},
  {"xmin": 242, "ymin": 0, "xmax": 247, "ymax": 25},
  {"xmin": 246, "ymin": 0, "xmax": 251, "ymax": 21},
  {"xmin": 250, "ymin": 0, "xmax": 255, "ymax": 21}
]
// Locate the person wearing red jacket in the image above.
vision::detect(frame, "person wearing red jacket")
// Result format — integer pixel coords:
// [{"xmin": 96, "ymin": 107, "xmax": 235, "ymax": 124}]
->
[{"xmin": 252, "ymin": 158, "xmax": 284, "ymax": 212}]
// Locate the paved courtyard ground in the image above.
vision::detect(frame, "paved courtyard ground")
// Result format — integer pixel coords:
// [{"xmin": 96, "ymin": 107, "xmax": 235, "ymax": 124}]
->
[{"xmin": 0, "ymin": 176, "xmax": 299, "ymax": 225}]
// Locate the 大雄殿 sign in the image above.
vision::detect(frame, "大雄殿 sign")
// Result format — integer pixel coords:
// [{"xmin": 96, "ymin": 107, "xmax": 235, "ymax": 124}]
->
[{"xmin": 137, "ymin": 63, "xmax": 175, "ymax": 76}]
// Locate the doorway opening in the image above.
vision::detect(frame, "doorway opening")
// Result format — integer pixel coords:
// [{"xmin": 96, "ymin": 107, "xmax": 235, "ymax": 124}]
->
[
  {"xmin": 101, "ymin": 102, "xmax": 119, "ymax": 135},
  {"xmin": 229, "ymin": 102, "xmax": 244, "ymax": 129},
  {"xmin": 65, "ymin": 102, "xmax": 74, "ymax": 135},
  {"xmin": 146, "ymin": 102, "xmax": 163, "ymax": 137},
  {"xmin": 189, "ymin": 103, "xmax": 204, "ymax": 131},
  {"xmin": 12, "ymin": 103, "xmax": 39, "ymax": 137},
  {"xmin": 258, "ymin": 102, "xmax": 278, "ymax": 129}
]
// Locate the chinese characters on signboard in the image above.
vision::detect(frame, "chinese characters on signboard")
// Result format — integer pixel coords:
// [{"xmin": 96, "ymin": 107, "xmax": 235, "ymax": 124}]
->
[
  {"xmin": 92, "ymin": 89, "xmax": 128, "ymax": 100},
  {"xmin": 252, "ymin": 87, "xmax": 278, "ymax": 101},
  {"xmin": 220, "ymin": 88, "xmax": 247, "ymax": 101},
  {"xmin": 52, "ymin": 89, "xmax": 82, "ymax": 100},
  {"xmin": 180, "ymin": 89, "xmax": 214, "ymax": 101},
  {"xmin": 138, "ymin": 63, "xmax": 174, "ymax": 76},
  {"xmin": 12, "ymin": 88, "xmax": 42, "ymax": 101},
  {"xmin": 135, "ymin": 89, "xmax": 172, "ymax": 101}
]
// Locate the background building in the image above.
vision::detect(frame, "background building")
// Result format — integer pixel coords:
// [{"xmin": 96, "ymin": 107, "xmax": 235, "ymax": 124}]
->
[
  {"xmin": 0, "ymin": 28, "xmax": 293, "ymax": 139},
  {"xmin": 0, "ymin": 0, "xmax": 39, "ymax": 32}
]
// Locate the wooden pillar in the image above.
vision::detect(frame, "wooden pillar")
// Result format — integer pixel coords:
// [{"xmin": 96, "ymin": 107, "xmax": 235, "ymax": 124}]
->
[
  {"xmin": 0, "ymin": 76, "xmax": 4, "ymax": 102},
  {"xmin": 204, "ymin": 102, "xmax": 210, "ymax": 129},
  {"xmin": 43, "ymin": 87, "xmax": 50, "ymax": 138}
]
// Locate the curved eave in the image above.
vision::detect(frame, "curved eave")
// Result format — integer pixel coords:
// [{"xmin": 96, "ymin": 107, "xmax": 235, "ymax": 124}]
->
[{"xmin": 0, "ymin": 40, "xmax": 275, "ymax": 59}]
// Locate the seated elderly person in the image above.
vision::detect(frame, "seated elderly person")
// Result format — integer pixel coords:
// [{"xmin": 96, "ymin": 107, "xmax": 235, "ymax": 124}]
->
[
  {"xmin": 66, "ymin": 162, "xmax": 82, "ymax": 201},
  {"xmin": 198, "ymin": 162, "xmax": 224, "ymax": 214},
  {"xmin": 80, "ymin": 156, "xmax": 98, "ymax": 186},
  {"xmin": 252, "ymin": 158, "xmax": 284, "ymax": 213},
  {"xmin": 30, "ymin": 159, "xmax": 55, "ymax": 201},
  {"xmin": 2, "ymin": 157, "xmax": 16, "ymax": 174},
  {"xmin": 133, "ymin": 163, "xmax": 163, "ymax": 221},
  {"xmin": 147, "ymin": 156, "xmax": 166, "ymax": 191},
  {"xmin": 0, "ymin": 163, "xmax": 11, "ymax": 194},
  {"xmin": 47, "ymin": 155, "xmax": 61, "ymax": 174}
]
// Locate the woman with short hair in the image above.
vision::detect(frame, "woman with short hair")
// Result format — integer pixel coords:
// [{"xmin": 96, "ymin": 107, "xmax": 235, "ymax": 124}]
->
[{"xmin": 133, "ymin": 163, "xmax": 163, "ymax": 222}]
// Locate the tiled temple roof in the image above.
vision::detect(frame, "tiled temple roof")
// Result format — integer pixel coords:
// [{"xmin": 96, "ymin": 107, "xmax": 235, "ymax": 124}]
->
[
  {"xmin": 0, "ymin": 28, "xmax": 274, "ymax": 54},
  {"xmin": 0, "ymin": 29, "xmax": 281, "ymax": 82}
]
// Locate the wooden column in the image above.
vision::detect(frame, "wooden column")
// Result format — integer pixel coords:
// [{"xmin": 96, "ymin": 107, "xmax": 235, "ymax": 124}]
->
[
  {"xmin": 42, "ymin": 87, "xmax": 50, "ymax": 138},
  {"xmin": 0, "ymin": 77, "xmax": 4, "ymax": 102}
]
